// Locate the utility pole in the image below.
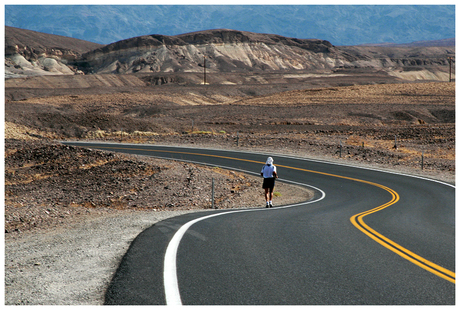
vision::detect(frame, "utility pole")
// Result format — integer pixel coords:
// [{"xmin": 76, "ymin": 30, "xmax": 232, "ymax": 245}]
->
[
  {"xmin": 447, "ymin": 56, "xmax": 453, "ymax": 82},
  {"xmin": 203, "ymin": 55, "xmax": 207, "ymax": 85}
]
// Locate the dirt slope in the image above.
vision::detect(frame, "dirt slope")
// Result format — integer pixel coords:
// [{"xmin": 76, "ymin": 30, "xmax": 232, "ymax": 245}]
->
[{"xmin": 5, "ymin": 26, "xmax": 104, "ymax": 55}]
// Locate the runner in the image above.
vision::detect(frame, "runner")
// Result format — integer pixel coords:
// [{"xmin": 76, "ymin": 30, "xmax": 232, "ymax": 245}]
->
[{"xmin": 261, "ymin": 157, "xmax": 278, "ymax": 208}]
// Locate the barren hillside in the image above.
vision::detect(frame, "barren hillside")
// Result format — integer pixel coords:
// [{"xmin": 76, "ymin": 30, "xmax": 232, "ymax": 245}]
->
[
  {"xmin": 5, "ymin": 26, "xmax": 104, "ymax": 55},
  {"xmin": 80, "ymin": 29, "xmax": 454, "ymax": 77},
  {"xmin": 5, "ymin": 27, "xmax": 455, "ymax": 81},
  {"xmin": 5, "ymin": 26, "xmax": 104, "ymax": 78},
  {"xmin": 81, "ymin": 29, "xmax": 343, "ymax": 74}
]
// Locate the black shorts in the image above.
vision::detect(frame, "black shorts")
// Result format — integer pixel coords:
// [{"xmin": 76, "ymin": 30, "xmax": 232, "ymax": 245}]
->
[{"xmin": 262, "ymin": 177, "xmax": 276, "ymax": 189}]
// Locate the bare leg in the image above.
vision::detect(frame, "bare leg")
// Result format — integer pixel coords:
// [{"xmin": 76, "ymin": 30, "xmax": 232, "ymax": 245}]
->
[{"xmin": 264, "ymin": 188, "xmax": 270, "ymax": 202}]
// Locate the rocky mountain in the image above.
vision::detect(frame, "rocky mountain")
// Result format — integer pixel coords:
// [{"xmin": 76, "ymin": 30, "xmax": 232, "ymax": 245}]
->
[
  {"xmin": 5, "ymin": 27, "xmax": 455, "ymax": 81},
  {"xmin": 5, "ymin": 26, "xmax": 104, "ymax": 78},
  {"xmin": 81, "ymin": 29, "xmax": 343, "ymax": 74},
  {"xmin": 79, "ymin": 29, "xmax": 455, "ymax": 79}
]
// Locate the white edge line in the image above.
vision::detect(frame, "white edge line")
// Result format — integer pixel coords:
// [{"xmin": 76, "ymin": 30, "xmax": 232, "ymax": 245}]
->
[{"xmin": 162, "ymin": 161, "xmax": 326, "ymax": 305}]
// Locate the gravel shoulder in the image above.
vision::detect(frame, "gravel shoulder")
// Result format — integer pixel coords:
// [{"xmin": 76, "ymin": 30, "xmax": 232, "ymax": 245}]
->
[{"xmin": 5, "ymin": 209, "xmax": 202, "ymax": 305}]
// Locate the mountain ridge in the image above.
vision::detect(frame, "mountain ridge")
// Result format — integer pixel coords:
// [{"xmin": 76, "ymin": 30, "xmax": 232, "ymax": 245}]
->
[
  {"xmin": 5, "ymin": 26, "xmax": 104, "ymax": 57},
  {"xmin": 5, "ymin": 26, "xmax": 104, "ymax": 77},
  {"xmin": 80, "ymin": 29, "xmax": 356, "ymax": 74},
  {"xmin": 358, "ymin": 38, "xmax": 455, "ymax": 48},
  {"xmin": 86, "ymin": 29, "xmax": 335, "ymax": 55},
  {"xmin": 5, "ymin": 27, "xmax": 455, "ymax": 81}
]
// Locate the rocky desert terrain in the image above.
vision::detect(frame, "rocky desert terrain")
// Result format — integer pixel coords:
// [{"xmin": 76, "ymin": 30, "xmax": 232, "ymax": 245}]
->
[
  {"xmin": 4, "ymin": 27, "xmax": 455, "ymax": 305},
  {"xmin": 5, "ymin": 78, "xmax": 455, "ymax": 235}
]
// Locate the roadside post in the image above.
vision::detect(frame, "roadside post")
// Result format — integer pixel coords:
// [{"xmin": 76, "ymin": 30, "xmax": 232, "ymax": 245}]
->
[
  {"xmin": 211, "ymin": 178, "xmax": 215, "ymax": 209},
  {"xmin": 421, "ymin": 151, "xmax": 424, "ymax": 170}
]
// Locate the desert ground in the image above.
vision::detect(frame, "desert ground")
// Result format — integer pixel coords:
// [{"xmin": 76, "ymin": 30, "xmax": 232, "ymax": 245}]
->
[{"xmin": 4, "ymin": 72, "xmax": 455, "ymax": 304}]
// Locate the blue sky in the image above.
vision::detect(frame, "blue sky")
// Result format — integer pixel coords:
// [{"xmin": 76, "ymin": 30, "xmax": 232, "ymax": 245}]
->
[{"xmin": 4, "ymin": 3, "xmax": 456, "ymax": 46}]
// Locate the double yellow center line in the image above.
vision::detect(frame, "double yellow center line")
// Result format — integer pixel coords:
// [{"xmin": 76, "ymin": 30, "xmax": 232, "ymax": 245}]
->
[
  {"xmin": 349, "ymin": 183, "xmax": 456, "ymax": 284},
  {"xmin": 90, "ymin": 145, "xmax": 456, "ymax": 283},
  {"xmin": 275, "ymin": 161, "xmax": 455, "ymax": 284}
]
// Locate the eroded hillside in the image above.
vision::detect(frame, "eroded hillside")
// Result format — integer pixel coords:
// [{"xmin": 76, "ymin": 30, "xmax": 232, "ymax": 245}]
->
[{"xmin": 5, "ymin": 27, "xmax": 455, "ymax": 81}]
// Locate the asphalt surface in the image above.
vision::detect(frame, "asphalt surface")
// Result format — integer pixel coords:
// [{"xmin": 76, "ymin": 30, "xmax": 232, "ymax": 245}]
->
[{"xmin": 62, "ymin": 142, "xmax": 455, "ymax": 305}]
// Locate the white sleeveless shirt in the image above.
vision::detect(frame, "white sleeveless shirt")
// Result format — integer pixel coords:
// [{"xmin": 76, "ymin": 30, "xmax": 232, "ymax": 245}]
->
[{"xmin": 261, "ymin": 164, "xmax": 277, "ymax": 178}]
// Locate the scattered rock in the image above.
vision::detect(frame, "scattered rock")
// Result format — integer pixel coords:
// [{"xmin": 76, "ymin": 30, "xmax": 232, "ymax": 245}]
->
[{"xmin": 4, "ymin": 139, "xmax": 311, "ymax": 235}]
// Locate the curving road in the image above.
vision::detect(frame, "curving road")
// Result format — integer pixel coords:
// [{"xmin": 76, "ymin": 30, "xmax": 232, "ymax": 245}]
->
[{"xmin": 62, "ymin": 142, "xmax": 455, "ymax": 305}]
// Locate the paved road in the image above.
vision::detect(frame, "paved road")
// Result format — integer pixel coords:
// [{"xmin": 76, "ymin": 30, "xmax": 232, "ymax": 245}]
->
[{"xmin": 62, "ymin": 142, "xmax": 455, "ymax": 305}]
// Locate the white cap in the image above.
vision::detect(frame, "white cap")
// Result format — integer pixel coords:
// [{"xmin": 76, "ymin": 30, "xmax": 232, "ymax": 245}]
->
[{"xmin": 266, "ymin": 157, "xmax": 273, "ymax": 165}]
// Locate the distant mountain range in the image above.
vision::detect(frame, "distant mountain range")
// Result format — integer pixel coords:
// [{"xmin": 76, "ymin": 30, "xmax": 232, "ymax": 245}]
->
[
  {"xmin": 5, "ymin": 27, "xmax": 454, "ymax": 81},
  {"xmin": 360, "ymin": 38, "xmax": 455, "ymax": 48},
  {"xmin": 5, "ymin": 5, "xmax": 455, "ymax": 46}
]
